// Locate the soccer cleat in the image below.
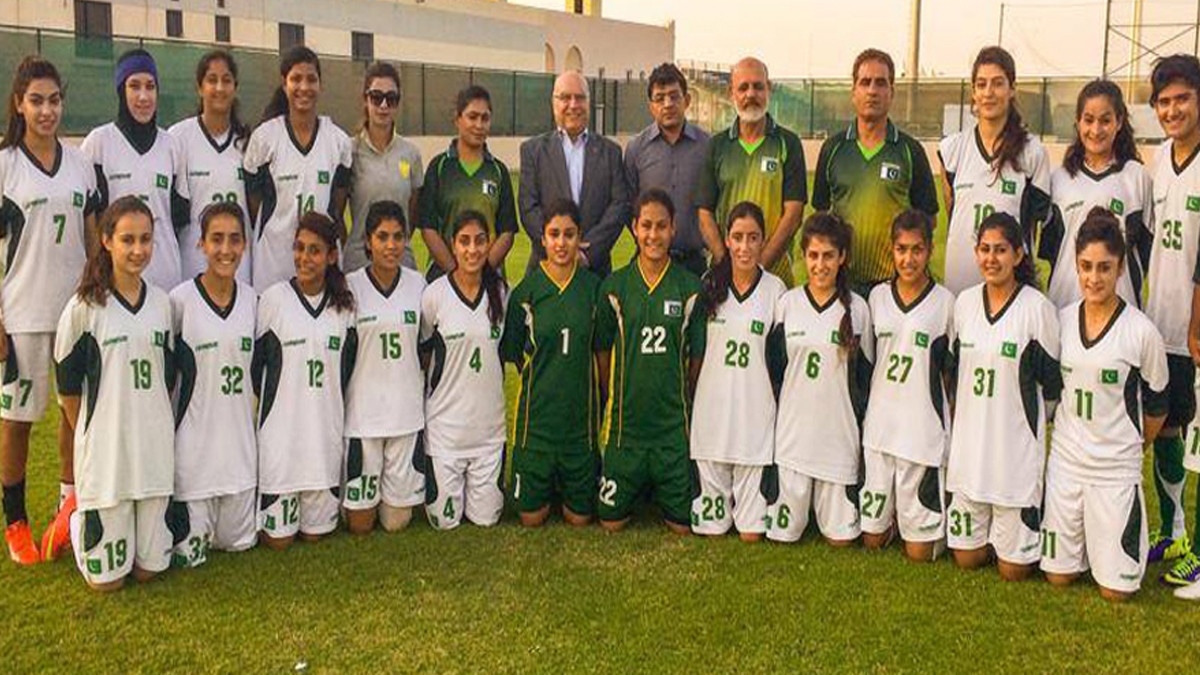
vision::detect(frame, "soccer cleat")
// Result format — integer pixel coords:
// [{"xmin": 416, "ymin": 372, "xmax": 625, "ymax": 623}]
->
[
  {"xmin": 40, "ymin": 492, "xmax": 76, "ymax": 562},
  {"xmin": 1175, "ymin": 579, "xmax": 1200, "ymax": 600},
  {"xmin": 1162, "ymin": 551, "xmax": 1200, "ymax": 587},
  {"xmin": 1148, "ymin": 532, "xmax": 1190, "ymax": 563},
  {"xmin": 5, "ymin": 521, "xmax": 40, "ymax": 566}
]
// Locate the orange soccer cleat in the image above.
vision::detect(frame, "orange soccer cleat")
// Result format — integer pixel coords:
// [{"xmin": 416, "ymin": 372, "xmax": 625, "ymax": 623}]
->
[
  {"xmin": 5, "ymin": 521, "xmax": 40, "ymax": 566},
  {"xmin": 40, "ymin": 492, "xmax": 76, "ymax": 562}
]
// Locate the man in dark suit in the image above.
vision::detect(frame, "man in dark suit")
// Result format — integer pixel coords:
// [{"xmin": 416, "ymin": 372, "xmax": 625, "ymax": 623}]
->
[{"xmin": 519, "ymin": 70, "xmax": 630, "ymax": 276}]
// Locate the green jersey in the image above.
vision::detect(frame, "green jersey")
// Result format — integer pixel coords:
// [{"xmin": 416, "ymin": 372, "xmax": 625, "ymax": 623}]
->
[
  {"xmin": 811, "ymin": 120, "xmax": 938, "ymax": 285},
  {"xmin": 696, "ymin": 114, "xmax": 807, "ymax": 286},
  {"xmin": 501, "ymin": 263, "xmax": 602, "ymax": 451},
  {"xmin": 417, "ymin": 142, "xmax": 518, "ymax": 262},
  {"xmin": 595, "ymin": 260, "xmax": 705, "ymax": 449}
]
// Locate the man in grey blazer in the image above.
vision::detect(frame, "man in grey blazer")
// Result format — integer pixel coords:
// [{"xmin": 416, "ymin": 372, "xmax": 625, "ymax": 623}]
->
[{"xmin": 519, "ymin": 70, "xmax": 630, "ymax": 277}]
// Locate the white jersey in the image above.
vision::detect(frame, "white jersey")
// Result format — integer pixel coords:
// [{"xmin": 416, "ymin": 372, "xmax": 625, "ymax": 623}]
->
[
  {"xmin": 170, "ymin": 277, "xmax": 258, "ymax": 501},
  {"xmin": 254, "ymin": 280, "xmax": 356, "ymax": 493},
  {"xmin": 169, "ymin": 116, "xmax": 251, "ymax": 282},
  {"xmin": 1043, "ymin": 161, "xmax": 1151, "ymax": 309},
  {"xmin": 862, "ymin": 280, "xmax": 955, "ymax": 468},
  {"xmin": 1051, "ymin": 300, "xmax": 1168, "ymax": 486},
  {"xmin": 81, "ymin": 122, "xmax": 186, "ymax": 290},
  {"xmin": 773, "ymin": 287, "xmax": 874, "ymax": 484},
  {"xmin": 243, "ymin": 116, "xmax": 352, "ymax": 292},
  {"xmin": 690, "ymin": 269, "xmax": 786, "ymax": 465},
  {"xmin": 54, "ymin": 284, "xmax": 174, "ymax": 511},
  {"xmin": 0, "ymin": 141, "xmax": 98, "ymax": 332},
  {"xmin": 938, "ymin": 127, "xmax": 1051, "ymax": 293},
  {"xmin": 420, "ymin": 275, "xmax": 506, "ymax": 458},
  {"xmin": 947, "ymin": 284, "xmax": 1061, "ymax": 507},
  {"xmin": 344, "ymin": 266, "xmax": 426, "ymax": 438},
  {"xmin": 1146, "ymin": 140, "xmax": 1200, "ymax": 356}
]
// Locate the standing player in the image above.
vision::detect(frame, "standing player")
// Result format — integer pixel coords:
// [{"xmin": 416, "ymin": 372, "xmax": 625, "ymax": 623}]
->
[
  {"xmin": 420, "ymin": 211, "xmax": 507, "ymax": 530},
  {"xmin": 252, "ymin": 212, "xmax": 357, "ymax": 549},
  {"xmin": 343, "ymin": 201, "xmax": 427, "ymax": 534},
  {"xmin": 690, "ymin": 202, "xmax": 785, "ymax": 541},
  {"xmin": 860, "ymin": 210, "xmax": 954, "ymax": 562},
  {"xmin": 169, "ymin": 202, "xmax": 257, "ymax": 567},
  {"xmin": 946, "ymin": 212, "xmax": 1062, "ymax": 581},
  {"xmin": 500, "ymin": 199, "xmax": 601, "ymax": 527},
  {"xmin": 58, "ymin": 197, "xmax": 175, "ymax": 591},
  {"xmin": 938, "ymin": 46, "xmax": 1051, "ymax": 294},
  {"xmin": 1040, "ymin": 79, "xmax": 1150, "ymax": 309},
  {"xmin": 767, "ymin": 213, "xmax": 873, "ymax": 547},
  {"xmin": 1145, "ymin": 54, "xmax": 1200, "ymax": 586},
  {"xmin": 1042, "ymin": 208, "xmax": 1168, "ymax": 601},
  {"xmin": 244, "ymin": 47, "xmax": 352, "ymax": 292},
  {"xmin": 0, "ymin": 57, "xmax": 100, "ymax": 565},
  {"xmin": 170, "ymin": 50, "xmax": 251, "ymax": 282},
  {"xmin": 595, "ymin": 189, "xmax": 705, "ymax": 534}
]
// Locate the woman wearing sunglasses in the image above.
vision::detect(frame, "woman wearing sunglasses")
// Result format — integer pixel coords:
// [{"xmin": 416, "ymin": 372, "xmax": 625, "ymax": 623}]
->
[{"xmin": 346, "ymin": 62, "xmax": 423, "ymax": 273}]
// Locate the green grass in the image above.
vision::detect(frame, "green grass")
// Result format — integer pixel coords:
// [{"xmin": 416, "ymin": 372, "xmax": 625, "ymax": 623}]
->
[{"xmin": 3, "ymin": 182, "xmax": 1197, "ymax": 674}]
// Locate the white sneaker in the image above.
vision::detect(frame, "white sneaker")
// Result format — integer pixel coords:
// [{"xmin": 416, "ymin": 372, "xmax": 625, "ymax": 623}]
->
[{"xmin": 1174, "ymin": 580, "xmax": 1200, "ymax": 600}]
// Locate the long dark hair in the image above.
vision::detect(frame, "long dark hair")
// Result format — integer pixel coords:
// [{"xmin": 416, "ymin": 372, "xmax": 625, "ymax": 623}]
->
[
  {"xmin": 261, "ymin": 46, "xmax": 320, "ymax": 123},
  {"xmin": 977, "ymin": 211, "xmax": 1039, "ymax": 289},
  {"xmin": 359, "ymin": 61, "xmax": 400, "ymax": 133},
  {"xmin": 194, "ymin": 50, "xmax": 249, "ymax": 149},
  {"xmin": 451, "ymin": 209, "xmax": 506, "ymax": 328},
  {"xmin": 800, "ymin": 212, "xmax": 858, "ymax": 358},
  {"xmin": 890, "ymin": 209, "xmax": 935, "ymax": 281},
  {"xmin": 77, "ymin": 196, "xmax": 153, "ymax": 306},
  {"xmin": 296, "ymin": 211, "xmax": 355, "ymax": 313},
  {"xmin": 702, "ymin": 201, "xmax": 764, "ymax": 319},
  {"xmin": 363, "ymin": 199, "xmax": 406, "ymax": 260},
  {"xmin": 972, "ymin": 46, "xmax": 1029, "ymax": 177},
  {"xmin": 2, "ymin": 56, "xmax": 63, "ymax": 151},
  {"xmin": 1062, "ymin": 79, "xmax": 1139, "ymax": 177}
]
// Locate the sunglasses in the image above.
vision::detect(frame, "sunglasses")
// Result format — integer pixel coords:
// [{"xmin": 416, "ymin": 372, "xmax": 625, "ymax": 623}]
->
[{"xmin": 366, "ymin": 90, "xmax": 400, "ymax": 108}]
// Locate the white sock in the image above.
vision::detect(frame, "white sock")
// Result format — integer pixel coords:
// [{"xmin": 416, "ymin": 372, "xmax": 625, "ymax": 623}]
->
[{"xmin": 59, "ymin": 482, "xmax": 75, "ymax": 508}]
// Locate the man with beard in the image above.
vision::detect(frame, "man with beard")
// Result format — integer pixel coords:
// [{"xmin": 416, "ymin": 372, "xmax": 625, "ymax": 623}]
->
[{"xmin": 696, "ymin": 57, "xmax": 806, "ymax": 286}]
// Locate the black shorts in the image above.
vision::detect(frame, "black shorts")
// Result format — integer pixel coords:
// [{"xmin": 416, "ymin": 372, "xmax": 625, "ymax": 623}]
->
[{"xmin": 1165, "ymin": 354, "xmax": 1197, "ymax": 430}]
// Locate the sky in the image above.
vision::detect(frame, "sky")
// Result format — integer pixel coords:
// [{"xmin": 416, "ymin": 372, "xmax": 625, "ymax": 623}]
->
[{"xmin": 512, "ymin": 0, "xmax": 1200, "ymax": 79}]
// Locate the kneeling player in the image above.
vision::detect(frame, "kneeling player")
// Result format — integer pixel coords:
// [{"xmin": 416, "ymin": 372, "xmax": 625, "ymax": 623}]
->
[
  {"xmin": 343, "ymin": 202, "xmax": 427, "ymax": 534},
  {"xmin": 501, "ymin": 199, "xmax": 601, "ymax": 527},
  {"xmin": 59, "ymin": 198, "xmax": 175, "ymax": 590},
  {"xmin": 1041, "ymin": 209, "xmax": 1167, "ymax": 601},
  {"xmin": 690, "ymin": 202, "xmax": 784, "ymax": 541},
  {"xmin": 768, "ymin": 213, "xmax": 873, "ymax": 547},
  {"xmin": 169, "ymin": 203, "xmax": 258, "ymax": 566},
  {"xmin": 595, "ymin": 189, "xmax": 704, "ymax": 534}
]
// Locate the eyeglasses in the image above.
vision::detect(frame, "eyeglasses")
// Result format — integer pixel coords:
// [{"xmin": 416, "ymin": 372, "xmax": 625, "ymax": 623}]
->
[
  {"xmin": 554, "ymin": 93, "xmax": 588, "ymax": 104},
  {"xmin": 650, "ymin": 91, "xmax": 683, "ymax": 105},
  {"xmin": 366, "ymin": 90, "xmax": 400, "ymax": 108}
]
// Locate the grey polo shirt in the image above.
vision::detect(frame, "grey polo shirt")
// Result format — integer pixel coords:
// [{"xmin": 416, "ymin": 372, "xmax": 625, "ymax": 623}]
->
[
  {"xmin": 347, "ymin": 129, "xmax": 424, "ymax": 272},
  {"xmin": 623, "ymin": 121, "xmax": 709, "ymax": 254}
]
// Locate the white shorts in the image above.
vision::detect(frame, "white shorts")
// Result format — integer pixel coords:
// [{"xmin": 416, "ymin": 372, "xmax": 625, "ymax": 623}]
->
[
  {"xmin": 1040, "ymin": 471, "xmax": 1147, "ymax": 593},
  {"xmin": 766, "ymin": 465, "xmax": 861, "ymax": 543},
  {"xmin": 946, "ymin": 492, "xmax": 1041, "ymax": 565},
  {"xmin": 70, "ymin": 497, "xmax": 173, "ymax": 585},
  {"xmin": 424, "ymin": 449, "xmax": 504, "ymax": 530},
  {"xmin": 343, "ymin": 433, "xmax": 425, "ymax": 511},
  {"xmin": 1, "ymin": 332, "xmax": 56, "ymax": 422},
  {"xmin": 259, "ymin": 489, "xmax": 340, "ymax": 538},
  {"xmin": 860, "ymin": 449, "xmax": 945, "ymax": 543},
  {"xmin": 691, "ymin": 460, "xmax": 768, "ymax": 535},
  {"xmin": 171, "ymin": 489, "xmax": 257, "ymax": 567}
]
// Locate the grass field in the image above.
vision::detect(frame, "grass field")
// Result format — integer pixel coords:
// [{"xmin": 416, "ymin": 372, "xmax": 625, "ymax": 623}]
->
[{"xmin": 3, "ymin": 185, "xmax": 1200, "ymax": 674}]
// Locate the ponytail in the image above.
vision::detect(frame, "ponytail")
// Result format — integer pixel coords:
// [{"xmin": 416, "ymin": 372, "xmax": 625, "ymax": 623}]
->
[
  {"xmin": 77, "ymin": 196, "xmax": 153, "ymax": 306},
  {"xmin": 701, "ymin": 200, "xmax": 765, "ymax": 319},
  {"xmin": 800, "ymin": 212, "xmax": 859, "ymax": 358},
  {"xmin": 261, "ymin": 46, "xmax": 320, "ymax": 125},
  {"xmin": 296, "ymin": 211, "xmax": 355, "ymax": 313},
  {"xmin": 971, "ymin": 46, "xmax": 1030, "ymax": 177},
  {"xmin": 978, "ymin": 211, "xmax": 1039, "ymax": 289}
]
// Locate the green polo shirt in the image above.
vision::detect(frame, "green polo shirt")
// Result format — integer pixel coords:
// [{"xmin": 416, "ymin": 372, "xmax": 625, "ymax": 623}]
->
[
  {"xmin": 695, "ymin": 114, "xmax": 807, "ymax": 286},
  {"xmin": 811, "ymin": 120, "xmax": 938, "ymax": 285},
  {"xmin": 417, "ymin": 141, "xmax": 518, "ymax": 264}
]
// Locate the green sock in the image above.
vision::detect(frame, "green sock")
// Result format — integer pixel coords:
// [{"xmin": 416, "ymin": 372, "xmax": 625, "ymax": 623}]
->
[
  {"xmin": 1154, "ymin": 436, "xmax": 1187, "ymax": 539},
  {"xmin": 1193, "ymin": 476, "xmax": 1200, "ymax": 554}
]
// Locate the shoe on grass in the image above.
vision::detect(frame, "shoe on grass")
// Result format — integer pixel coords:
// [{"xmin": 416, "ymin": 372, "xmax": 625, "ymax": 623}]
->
[
  {"xmin": 1149, "ymin": 531, "xmax": 1190, "ymax": 563},
  {"xmin": 1162, "ymin": 551, "xmax": 1200, "ymax": 587},
  {"xmin": 40, "ymin": 492, "xmax": 76, "ymax": 562},
  {"xmin": 5, "ymin": 521, "xmax": 40, "ymax": 566}
]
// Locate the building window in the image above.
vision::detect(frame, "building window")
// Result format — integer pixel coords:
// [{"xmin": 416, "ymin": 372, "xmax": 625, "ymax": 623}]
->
[
  {"xmin": 279, "ymin": 22, "xmax": 305, "ymax": 51},
  {"xmin": 166, "ymin": 9, "xmax": 183, "ymax": 38},
  {"xmin": 217, "ymin": 0, "xmax": 225, "ymax": 7},
  {"xmin": 215, "ymin": 15, "xmax": 230, "ymax": 43},
  {"xmin": 574, "ymin": 0, "xmax": 584, "ymax": 13},
  {"xmin": 74, "ymin": 0, "xmax": 112, "ymax": 37},
  {"xmin": 352, "ymin": 31, "xmax": 374, "ymax": 62}
]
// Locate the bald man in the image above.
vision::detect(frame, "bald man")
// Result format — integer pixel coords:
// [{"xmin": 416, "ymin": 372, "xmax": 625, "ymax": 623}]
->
[
  {"xmin": 696, "ymin": 57, "xmax": 807, "ymax": 286},
  {"xmin": 519, "ymin": 70, "xmax": 630, "ymax": 276}
]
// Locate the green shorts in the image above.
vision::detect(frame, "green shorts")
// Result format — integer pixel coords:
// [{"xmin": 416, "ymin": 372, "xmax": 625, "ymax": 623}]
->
[
  {"xmin": 511, "ymin": 445, "xmax": 600, "ymax": 517},
  {"xmin": 597, "ymin": 444, "xmax": 692, "ymax": 525}
]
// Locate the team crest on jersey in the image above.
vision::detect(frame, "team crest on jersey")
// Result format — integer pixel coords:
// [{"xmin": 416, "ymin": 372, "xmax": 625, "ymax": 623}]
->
[
  {"xmin": 404, "ymin": 310, "xmax": 417, "ymax": 324},
  {"xmin": 1001, "ymin": 341, "xmax": 1017, "ymax": 358},
  {"xmin": 1000, "ymin": 179, "xmax": 1016, "ymax": 195},
  {"xmin": 72, "ymin": 191, "xmax": 84, "ymax": 208},
  {"xmin": 399, "ymin": 160, "xmax": 411, "ymax": 179},
  {"xmin": 482, "ymin": 179, "xmax": 498, "ymax": 197},
  {"xmin": 155, "ymin": 174, "xmax": 168, "ymax": 189},
  {"xmin": 490, "ymin": 325, "xmax": 501, "ymax": 339},
  {"xmin": 1188, "ymin": 196, "xmax": 1200, "ymax": 212},
  {"xmin": 318, "ymin": 171, "xmax": 331, "ymax": 185},
  {"xmin": 914, "ymin": 331, "xmax": 929, "ymax": 348},
  {"xmin": 0, "ymin": 394, "xmax": 10, "ymax": 410},
  {"xmin": 830, "ymin": 329, "xmax": 841, "ymax": 344},
  {"xmin": 663, "ymin": 300, "xmax": 683, "ymax": 317},
  {"xmin": 751, "ymin": 320, "xmax": 765, "ymax": 335},
  {"xmin": 328, "ymin": 336, "xmax": 341, "ymax": 351},
  {"xmin": 880, "ymin": 162, "xmax": 901, "ymax": 181},
  {"xmin": 761, "ymin": 157, "xmax": 779, "ymax": 173},
  {"xmin": 153, "ymin": 331, "xmax": 166, "ymax": 347},
  {"xmin": 1101, "ymin": 368, "xmax": 1119, "ymax": 384},
  {"xmin": 241, "ymin": 337, "xmax": 252, "ymax": 352},
  {"xmin": 1109, "ymin": 198, "xmax": 1125, "ymax": 216}
]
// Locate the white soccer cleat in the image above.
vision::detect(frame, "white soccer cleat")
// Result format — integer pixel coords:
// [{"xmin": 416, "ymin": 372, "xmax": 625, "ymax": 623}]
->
[{"xmin": 1174, "ymin": 580, "xmax": 1200, "ymax": 601}]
